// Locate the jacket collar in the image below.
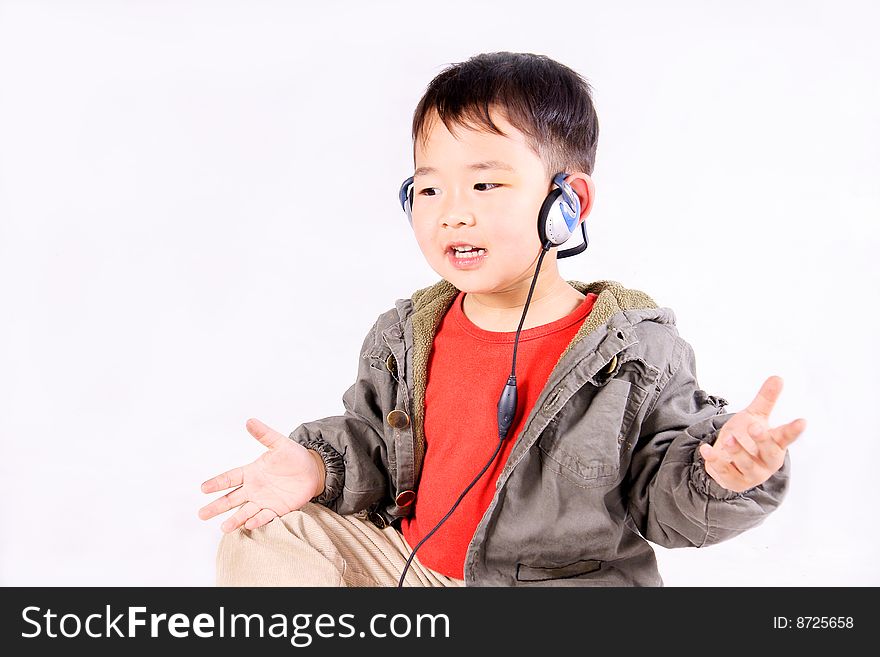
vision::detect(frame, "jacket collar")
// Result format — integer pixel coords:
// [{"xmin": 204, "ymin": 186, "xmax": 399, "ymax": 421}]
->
[{"xmin": 407, "ymin": 278, "xmax": 660, "ymax": 476}]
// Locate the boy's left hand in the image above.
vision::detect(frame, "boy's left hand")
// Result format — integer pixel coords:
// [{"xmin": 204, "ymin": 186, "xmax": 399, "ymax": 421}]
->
[{"xmin": 698, "ymin": 375, "xmax": 806, "ymax": 493}]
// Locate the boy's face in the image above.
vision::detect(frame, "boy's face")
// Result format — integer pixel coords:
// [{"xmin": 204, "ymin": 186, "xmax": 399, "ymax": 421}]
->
[{"xmin": 411, "ymin": 107, "xmax": 588, "ymax": 295}]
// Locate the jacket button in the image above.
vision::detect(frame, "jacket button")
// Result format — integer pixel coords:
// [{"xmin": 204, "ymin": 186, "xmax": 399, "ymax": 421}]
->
[
  {"xmin": 395, "ymin": 490, "xmax": 416, "ymax": 507},
  {"xmin": 386, "ymin": 409, "xmax": 410, "ymax": 429},
  {"xmin": 385, "ymin": 353, "xmax": 397, "ymax": 376},
  {"xmin": 604, "ymin": 354, "xmax": 618, "ymax": 374}
]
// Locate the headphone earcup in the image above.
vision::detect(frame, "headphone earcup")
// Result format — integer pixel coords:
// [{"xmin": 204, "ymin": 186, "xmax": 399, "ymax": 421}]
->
[
  {"xmin": 538, "ymin": 188, "xmax": 575, "ymax": 246},
  {"xmin": 399, "ymin": 176, "xmax": 415, "ymax": 227}
]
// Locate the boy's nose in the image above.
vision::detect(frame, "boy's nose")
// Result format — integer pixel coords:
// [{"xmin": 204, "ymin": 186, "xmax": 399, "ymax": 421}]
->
[
  {"xmin": 442, "ymin": 213, "xmax": 476, "ymax": 227},
  {"xmin": 440, "ymin": 201, "xmax": 476, "ymax": 227}
]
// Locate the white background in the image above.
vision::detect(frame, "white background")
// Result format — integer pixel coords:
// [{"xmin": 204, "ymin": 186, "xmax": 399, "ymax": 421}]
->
[{"xmin": 1, "ymin": 0, "xmax": 877, "ymax": 586}]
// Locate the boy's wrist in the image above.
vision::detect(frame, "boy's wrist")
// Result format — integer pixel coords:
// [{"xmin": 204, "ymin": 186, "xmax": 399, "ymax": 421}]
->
[{"xmin": 307, "ymin": 449, "xmax": 327, "ymax": 499}]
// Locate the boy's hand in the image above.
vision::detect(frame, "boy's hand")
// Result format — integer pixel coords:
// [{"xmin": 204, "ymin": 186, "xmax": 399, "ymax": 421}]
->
[
  {"xmin": 698, "ymin": 376, "xmax": 806, "ymax": 493},
  {"xmin": 198, "ymin": 418, "xmax": 326, "ymax": 533}
]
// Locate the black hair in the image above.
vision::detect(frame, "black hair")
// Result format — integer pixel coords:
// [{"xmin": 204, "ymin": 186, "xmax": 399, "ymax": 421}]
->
[{"xmin": 411, "ymin": 51, "xmax": 600, "ymax": 180}]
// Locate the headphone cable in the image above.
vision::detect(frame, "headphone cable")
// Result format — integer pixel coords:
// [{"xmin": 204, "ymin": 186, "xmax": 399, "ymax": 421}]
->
[
  {"xmin": 396, "ymin": 243, "xmax": 552, "ymax": 587},
  {"xmin": 397, "ymin": 435, "xmax": 504, "ymax": 587}
]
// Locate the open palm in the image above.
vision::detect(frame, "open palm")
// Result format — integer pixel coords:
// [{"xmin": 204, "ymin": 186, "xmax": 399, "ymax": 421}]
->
[{"xmin": 198, "ymin": 418, "xmax": 324, "ymax": 533}]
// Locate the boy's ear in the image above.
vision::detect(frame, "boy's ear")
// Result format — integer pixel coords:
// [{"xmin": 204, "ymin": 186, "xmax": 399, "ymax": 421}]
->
[{"xmin": 564, "ymin": 174, "xmax": 595, "ymax": 223}]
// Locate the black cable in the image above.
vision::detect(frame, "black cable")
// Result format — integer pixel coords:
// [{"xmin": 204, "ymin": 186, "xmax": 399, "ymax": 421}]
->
[
  {"xmin": 497, "ymin": 243, "xmax": 551, "ymax": 442},
  {"xmin": 397, "ymin": 435, "xmax": 504, "ymax": 587},
  {"xmin": 510, "ymin": 243, "xmax": 550, "ymax": 376},
  {"xmin": 395, "ymin": 242, "xmax": 553, "ymax": 588}
]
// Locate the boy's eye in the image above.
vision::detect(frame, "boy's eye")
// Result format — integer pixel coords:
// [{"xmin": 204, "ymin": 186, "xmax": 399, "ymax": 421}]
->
[{"xmin": 419, "ymin": 183, "xmax": 500, "ymax": 196}]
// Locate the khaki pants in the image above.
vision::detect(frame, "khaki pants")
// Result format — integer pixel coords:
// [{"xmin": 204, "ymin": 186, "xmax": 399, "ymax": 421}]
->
[{"xmin": 215, "ymin": 502, "xmax": 465, "ymax": 587}]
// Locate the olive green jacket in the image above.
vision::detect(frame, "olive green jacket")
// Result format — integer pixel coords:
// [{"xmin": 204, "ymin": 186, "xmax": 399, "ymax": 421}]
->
[{"xmin": 290, "ymin": 279, "xmax": 790, "ymax": 586}]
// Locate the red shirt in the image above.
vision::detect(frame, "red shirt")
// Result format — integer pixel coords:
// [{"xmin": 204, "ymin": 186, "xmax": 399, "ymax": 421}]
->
[{"xmin": 400, "ymin": 290, "xmax": 598, "ymax": 579}]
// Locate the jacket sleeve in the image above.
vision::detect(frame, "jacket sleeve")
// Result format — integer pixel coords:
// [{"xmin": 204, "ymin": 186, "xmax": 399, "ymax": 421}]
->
[
  {"xmin": 625, "ymin": 335, "xmax": 791, "ymax": 548},
  {"xmin": 288, "ymin": 317, "xmax": 391, "ymax": 515}
]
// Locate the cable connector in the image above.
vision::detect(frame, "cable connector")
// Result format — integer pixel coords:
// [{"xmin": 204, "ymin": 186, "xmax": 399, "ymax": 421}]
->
[{"xmin": 497, "ymin": 375, "xmax": 518, "ymax": 440}]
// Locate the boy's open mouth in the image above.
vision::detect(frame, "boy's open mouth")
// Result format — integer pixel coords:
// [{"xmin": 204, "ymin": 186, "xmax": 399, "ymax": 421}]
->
[
  {"xmin": 446, "ymin": 243, "xmax": 489, "ymax": 270},
  {"xmin": 447, "ymin": 243, "xmax": 487, "ymax": 258}
]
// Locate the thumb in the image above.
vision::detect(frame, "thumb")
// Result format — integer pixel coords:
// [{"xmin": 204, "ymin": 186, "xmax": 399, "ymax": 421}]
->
[
  {"xmin": 745, "ymin": 375, "xmax": 783, "ymax": 419},
  {"xmin": 245, "ymin": 418, "xmax": 286, "ymax": 450}
]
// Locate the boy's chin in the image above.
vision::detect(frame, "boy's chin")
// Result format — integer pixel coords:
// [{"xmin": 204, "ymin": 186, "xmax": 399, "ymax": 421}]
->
[{"xmin": 440, "ymin": 275, "xmax": 495, "ymax": 294}]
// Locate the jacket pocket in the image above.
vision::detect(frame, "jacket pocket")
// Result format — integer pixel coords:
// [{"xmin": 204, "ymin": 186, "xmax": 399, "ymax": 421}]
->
[
  {"xmin": 516, "ymin": 559, "xmax": 602, "ymax": 582},
  {"xmin": 538, "ymin": 377, "xmax": 631, "ymax": 488}
]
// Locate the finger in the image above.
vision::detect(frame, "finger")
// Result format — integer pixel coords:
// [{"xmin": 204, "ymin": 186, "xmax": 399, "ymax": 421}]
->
[
  {"xmin": 221, "ymin": 500, "xmax": 261, "ymax": 533},
  {"xmin": 246, "ymin": 417, "xmax": 286, "ymax": 450},
  {"xmin": 198, "ymin": 486, "xmax": 247, "ymax": 521},
  {"xmin": 700, "ymin": 442, "xmax": 744, "ymax": 476},
  {"xmin": 725, "ymin": 442, "xmax": 764, "ymax": 480},
  {"xmin": 751, "ymin": 418, "xmax": 806, "ymax": 469},
  {"xmin": 720, "ymin": 423, "xmax": 763, "ymax": 461},
  {"xmin": 700, "ymin": 445, "xmax": 746, "ymax": 484},
  {"xmin": 201, "ymin": 466, "xmax": 244, "ymax": 494},
  {"xmin": 244, "ymin": 508, "xmax": 278, "ymax": 530},
  {"xmin": 745, "ymin": 375, "xmax": 783, "ymax": 419},
  {"xmin": 734, "ymin": 422, "xmax": 767, "ymax": 459},
  {"xmin": 768, "ymin": 418, "xmax": 807, "ymax": 451}
]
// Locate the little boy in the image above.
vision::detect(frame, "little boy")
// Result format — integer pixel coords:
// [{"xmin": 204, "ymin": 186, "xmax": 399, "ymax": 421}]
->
[{"xmin": 199, "ymin": 51, "xmax": 806, "ymax": 587}]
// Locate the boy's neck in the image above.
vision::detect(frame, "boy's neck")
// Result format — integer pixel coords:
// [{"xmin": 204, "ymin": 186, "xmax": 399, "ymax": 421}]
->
[{"xmin": 461, "ymin": 276, "xmax": 586, "ymax": 333}]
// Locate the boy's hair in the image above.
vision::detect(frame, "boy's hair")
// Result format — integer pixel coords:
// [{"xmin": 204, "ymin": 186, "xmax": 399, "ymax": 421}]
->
[{"xmin": 412, "ymin": 51, "xmax": 600, "ymax": 181}]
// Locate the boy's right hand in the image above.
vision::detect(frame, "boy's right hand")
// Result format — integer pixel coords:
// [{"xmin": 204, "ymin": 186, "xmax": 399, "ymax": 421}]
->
[{"xmin": 198, "ymin": 418, "xmax": 326, "ymax": 533}]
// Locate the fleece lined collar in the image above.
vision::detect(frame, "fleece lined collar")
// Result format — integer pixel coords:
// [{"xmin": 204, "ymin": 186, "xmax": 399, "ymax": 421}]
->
[{"xmin": 407, "ymin": 278, "xmax": 659, "ymax": 477}]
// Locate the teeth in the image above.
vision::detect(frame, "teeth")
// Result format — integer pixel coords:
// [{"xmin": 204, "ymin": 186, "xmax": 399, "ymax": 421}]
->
[
  {"xmin": 452, "ymin": 245, "xmax": 482, "ymax": 252},
  {"xmin": 453, "ymin": 249, "xmax": 486, "ymax": 258}
]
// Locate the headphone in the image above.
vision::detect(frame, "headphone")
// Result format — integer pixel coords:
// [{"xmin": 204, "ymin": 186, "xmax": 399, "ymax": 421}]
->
[
  {"xmin": 394, "ymin": 171, "xmax": 589, "ymax": 587},
  {"xmin": 397, "ymin": 171, "xmax": 589, "ymax": 258}
]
